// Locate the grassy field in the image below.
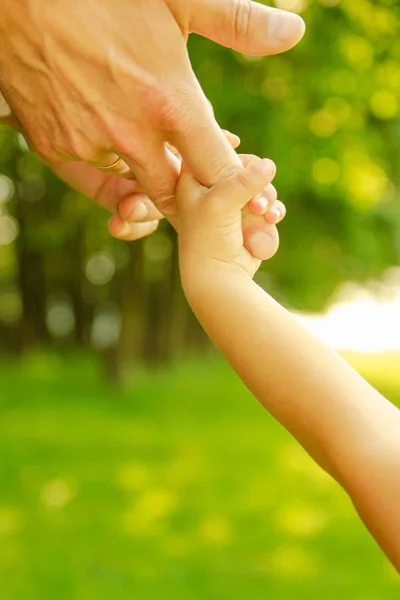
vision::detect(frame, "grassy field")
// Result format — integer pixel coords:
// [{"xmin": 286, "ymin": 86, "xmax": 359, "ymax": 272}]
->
[{"xmin": 0, "ymin": 350, "xmax": 399, "ymax": 599}]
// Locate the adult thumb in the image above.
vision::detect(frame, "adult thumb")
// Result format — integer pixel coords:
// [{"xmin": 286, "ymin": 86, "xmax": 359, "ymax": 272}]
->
[
  {"xmin": 208, "ymin": 157, "xmax": 276, "ymax": 212},
  {"xmin": 188, "ymin": 0, "xmax": 305, "ymax": 55}
]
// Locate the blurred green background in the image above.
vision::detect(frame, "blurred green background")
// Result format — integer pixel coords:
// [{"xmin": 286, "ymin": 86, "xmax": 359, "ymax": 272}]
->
[{"xmin": 0, "ymin": 0, "xmax": 400, "ymax": 597}]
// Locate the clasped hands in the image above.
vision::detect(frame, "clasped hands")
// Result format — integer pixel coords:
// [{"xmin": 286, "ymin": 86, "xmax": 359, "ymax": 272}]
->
[{"xmin": 0, "ymin": 0, "xmax": 304, "ymax": 259}]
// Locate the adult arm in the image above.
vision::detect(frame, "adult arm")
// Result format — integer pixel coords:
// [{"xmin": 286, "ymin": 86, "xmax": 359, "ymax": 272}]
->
[{"xmin": 0, "ymin": 0, "xmax": 304, "ymax": 251}]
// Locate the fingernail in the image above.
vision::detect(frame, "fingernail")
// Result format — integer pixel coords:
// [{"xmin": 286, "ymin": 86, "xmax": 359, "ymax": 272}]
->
[
  {"xmin": 268, "ymin": 10, "xmax": 306, "ymax": 43},
  {"xmin": 228, "ymin": 131, "xmax": 241, "ymax": 145},
  {"xmin": 119, "ymin": 222, "xmax": 131, "ymax": 236},
  {"xmin": 249, "ymin": 232, "xmax": 271, "ymax": 258},
  {"xmin": 267, "ymin": 207, "xmax": 281, "ymax": 223},
  {"xmin": 129, "ymin": 201, "xmax": 148, "ymax": 221},
  {"xmin": 256, "ymin": 195, "xmax": 269, "ymax": 213}
]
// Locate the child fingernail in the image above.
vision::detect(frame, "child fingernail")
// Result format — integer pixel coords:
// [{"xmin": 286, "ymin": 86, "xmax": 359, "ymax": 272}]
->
[
  {"xmin": 228, "ymin": 130, "xmax": 241, "ymax": 142},
  {"xmin": 257, "ymin": 196, "xmax": 269, "ymax": 213},
  {"xmin": 267, "ymin": 207, "xmax": 281, "ymax": 223}
]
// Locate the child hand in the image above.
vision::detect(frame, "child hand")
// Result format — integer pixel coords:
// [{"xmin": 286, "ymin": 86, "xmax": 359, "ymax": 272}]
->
[
  {"xmin": 109, "ymin": 135, "xmax": 284, "ymax": 261},
  {"xmin": 176, "ymin": 155, "xmax": 284, "ymax": 280}
]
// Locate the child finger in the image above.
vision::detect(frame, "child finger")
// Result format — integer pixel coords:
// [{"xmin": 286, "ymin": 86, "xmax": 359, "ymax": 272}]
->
[
  {"xmin": 248, "ymin": 184, "xmax": 278, "ymax": 215},
  {"xmin": 265, "ymin": 183, "xmax": 278, "ymax": 205},
  {"xmin": 265, "ymin": 200, "xmax": 286, "ymax": 224},
  {"xmin": 238, "ymin": 154, "xmax": 262, "ymax": 167},
  {"xmin": 222, "ymin": 130, "xmax": 241, "ymax": 149},
  {"xmin": 108, "ymin": 214, "xmax": 160, "ymax": 241},
  {"xmin": 244, "ymin": 223, "xmax": 280, "ymax": 261},
  {"xmin": 248, "ymin": 194, "xmax": 268, "ymax": 215}
]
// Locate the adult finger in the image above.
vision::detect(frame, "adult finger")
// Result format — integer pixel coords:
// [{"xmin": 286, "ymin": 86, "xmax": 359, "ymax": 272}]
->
[
  {"xmin": 171, "ymin": 86, "xmax": 245, "ymax": 188},
  {"xmin": 49, "ymin": 160, "xmax": 142, "ymax": 213},
  {"xmin": 118, "ymin": 194, "xmax": 164, "ymax": 223},
  {"xmin": 108, "ymin": 214, "xmax": 160, "ymax": 241},
  {"xmin": 207, "ymin": 157, "xmax": 276, "ymax": 211},
  {"xmin": 189, "ymin": 0, "xmax": 305, "ymax": 55},
  {"xmin": 94, "ymin": 153, "xmax": 134, "ymax": 179},
  {"xmin": 120, "ymin": 139, "xmax": 181, "ymax": 215}
]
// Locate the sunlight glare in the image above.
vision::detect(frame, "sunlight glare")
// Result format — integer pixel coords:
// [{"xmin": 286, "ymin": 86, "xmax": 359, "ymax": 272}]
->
[{"xmin": 295, "ymin": 276, "xmax": 400, "ymax": 352}]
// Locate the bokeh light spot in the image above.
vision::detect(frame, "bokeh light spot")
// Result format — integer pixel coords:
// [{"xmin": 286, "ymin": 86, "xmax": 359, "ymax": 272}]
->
[
  {"xmin": 0, "ymin": 175, "xmax": 15, "ymax": 204},
  {"xmin": 276, "ymin": 504, "xmax": 330, "ymax": 538},
  {"xmin": 268, "ymin": 544, "xmax": 319, "ymax": 579},
  {"xmin": 0, "ymin": 215, "xmax": 19, "ymax": 246},
  {"xmin": 340, "ymin": 35, "xmax": 374, "ymax": 71},
  {"xmin": 118, "ymin": 463, "xmax": 150, "ymax": 491},
  {"xmin": 46, "ymin": 298, "xmax": 75, "ymax": 338},
  {"xmin": 313, "ymin": 158, "xmax": 340, "ymax": 186},
  {"xmin": 0, "ymin": 507, "xmax": 23, "ymax": 536},
  {"xmin": 91, "ymin": 304, "xmax": 121, "ymax": 349},
  {"xmin": 199, "ymin": 515, "xmax": 232, "ymax": 546},
  {"xmin": 370, "ymin": 90, "xmax": 398, "ymax": 120},
  {"xmin": 124, "ymin": 489, "xmax": 178, "ymax": 536},
  {"xmin": 86, "ymin": 251, "xmax": 115, "ymax": 285},
  {"xmin": 309, "ymin": 110, "xmax": 339, "ymax": 138},
  {"xmin": 41, "ymin": 478, "xmax": 76, "ymax": 508},
  {"xmin": 275, "ymin": 0, "xmax": 309, "ymax": 13}
]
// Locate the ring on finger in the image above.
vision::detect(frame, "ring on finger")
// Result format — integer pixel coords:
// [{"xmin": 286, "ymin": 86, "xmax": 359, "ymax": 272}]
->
[{"xmin": 95, "ymin": 155, "xmax": 134, "ymax": 178}]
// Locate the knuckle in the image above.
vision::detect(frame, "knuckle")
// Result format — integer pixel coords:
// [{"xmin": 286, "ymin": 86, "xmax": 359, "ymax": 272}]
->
[
  {"xmin": 231, "ymin": 0, "xmax": 253, "ymax": 40},
  {"xmin": 268, "ymin": 183, "xmax": 278, "ymax": 201},
  {"xmin": 113, "ymin": 134, "xmax": 142, "ymax": 162},
  {"xmin": 78, "ymin": 149, "xmax": 102, "ymax": 164},
  {"xmin": 235, "ymin": 168, "xmax": 252, "ymax": 191},
  {"xmin": 154, "ymin": 192, "xmax": 176, "ymax": 216},
  {"xmin": 157, "ymin": 83, "xmax": 203, "ymax": 133},
  {"xmin": 63, "ymin": 132, "xmax": 100, "ymax": 163},
  {"xmin": 34, "ymin": 138, "xmax": 60, "ymax": 163}
]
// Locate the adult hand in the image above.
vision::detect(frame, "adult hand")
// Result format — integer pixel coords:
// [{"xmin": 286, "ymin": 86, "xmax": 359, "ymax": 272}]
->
[{"xmin": 0, "ymin": 0, "xmax": 304, "ymax": 253}]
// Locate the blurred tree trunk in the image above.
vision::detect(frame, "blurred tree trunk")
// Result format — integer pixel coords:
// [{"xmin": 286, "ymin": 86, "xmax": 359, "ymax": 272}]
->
[
  {"xmin": 113, "ymin": 230, "xmax": 210, "ymax": 382},
  {"xmin": 115, "ymin": 240, "xmax": 147, "ymax": 379},
  {"xmin": 14, "ymin": 194, "xmax": 48, "ymax": 349},
  {"xmin": 69, "ymin": 220, "xmax": 91, "ymax": 346}
]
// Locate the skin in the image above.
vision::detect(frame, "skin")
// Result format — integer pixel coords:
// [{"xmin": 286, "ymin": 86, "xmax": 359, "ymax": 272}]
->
[
  {"xmin": 0, "ymin": 0, "xmax": 304, "ymax": 255},
  {"xmin": 176, "ymin": 157, "xmax": 400, "ymax": 572}
]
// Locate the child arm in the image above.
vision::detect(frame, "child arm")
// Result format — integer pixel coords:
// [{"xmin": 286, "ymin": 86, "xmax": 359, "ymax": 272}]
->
[{"xmin": 178, "ymin": 161, "xmax": 400, "ymax": 571}]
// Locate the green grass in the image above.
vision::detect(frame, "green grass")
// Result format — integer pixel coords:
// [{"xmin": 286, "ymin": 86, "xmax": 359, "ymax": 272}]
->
[{"xmin": 0, "ymin": 350, "xmax": 399, "ymax": 599}]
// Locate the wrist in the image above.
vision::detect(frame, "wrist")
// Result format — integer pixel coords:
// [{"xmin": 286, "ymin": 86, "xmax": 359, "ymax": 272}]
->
[{"xmin": 180, "ymin": 251, "xmax": 252, "ymax": 307}]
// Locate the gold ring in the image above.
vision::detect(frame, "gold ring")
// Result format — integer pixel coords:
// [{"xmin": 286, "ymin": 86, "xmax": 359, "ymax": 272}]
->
[{"xmin": 97, "ymin": 157, "xmax": 124, "ymax": 172}]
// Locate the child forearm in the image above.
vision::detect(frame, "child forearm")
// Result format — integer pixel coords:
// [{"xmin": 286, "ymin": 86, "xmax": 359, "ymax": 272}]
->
[{"xmin": 182, "ymin": 264, "xmax": 400, "ymax": 570}]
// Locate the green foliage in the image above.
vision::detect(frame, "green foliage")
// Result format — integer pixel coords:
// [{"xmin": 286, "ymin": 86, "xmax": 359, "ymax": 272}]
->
[
  {"xmin": 0, "ymin": 0, "xmax": 399, "ymax": 360},
  {"xmin": 191, "ymin": 0, "xmax": 400, "ymax": 309},
  {"xmin": 0, "ymin": 353, "xmax": 399, "ymax": 599}
]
